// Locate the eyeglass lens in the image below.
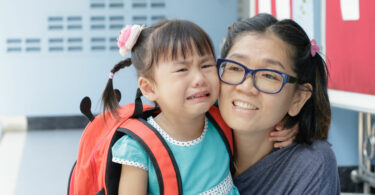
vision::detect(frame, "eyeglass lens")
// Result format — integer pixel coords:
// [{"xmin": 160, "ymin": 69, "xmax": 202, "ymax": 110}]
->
[{"xmin": 219, "ymin": 61, "xmax": 285, "ymax": 93}]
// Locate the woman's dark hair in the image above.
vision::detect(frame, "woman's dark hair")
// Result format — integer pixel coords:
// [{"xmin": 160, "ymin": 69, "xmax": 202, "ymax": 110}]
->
[
  {"xmin": 102, "ymin": 19, "xmax": 215, "ymax": 117},
  {"xmin": 221, "ymin": 13, "xmax": 331, "ymax": 144}
]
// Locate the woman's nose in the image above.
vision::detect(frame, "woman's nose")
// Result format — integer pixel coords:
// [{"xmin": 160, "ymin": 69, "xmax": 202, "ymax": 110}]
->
[{"xmin": 237, "ymin": 75, "xmax": 259, "ymax": 95}]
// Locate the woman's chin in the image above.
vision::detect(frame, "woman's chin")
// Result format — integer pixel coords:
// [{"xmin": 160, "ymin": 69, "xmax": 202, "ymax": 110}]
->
[{"xmin": 226, "ymin": 119, "xmax": 254, "ymax": 132}]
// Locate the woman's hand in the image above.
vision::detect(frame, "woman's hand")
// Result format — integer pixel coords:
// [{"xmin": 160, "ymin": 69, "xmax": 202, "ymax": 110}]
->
[{"xmin": 269, "ymin": 122, "xmax": 298, "ymax": 148}]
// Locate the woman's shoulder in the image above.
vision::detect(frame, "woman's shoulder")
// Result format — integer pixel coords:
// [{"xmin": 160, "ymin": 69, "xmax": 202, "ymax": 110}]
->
[
  {"xmin": 293, "ymin": 140, "xmax": 337, "ymax": 166},
  {"xmin": 234, "ymin": 140, "xmax": 340, "ymax": 194},
  {"xmin": 291, "ymin": 140, "xmax": 340, "ymax": 193}
]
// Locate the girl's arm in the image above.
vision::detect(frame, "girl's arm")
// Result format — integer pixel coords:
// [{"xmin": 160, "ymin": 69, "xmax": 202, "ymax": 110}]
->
[
  {"xmin": 269, "ymin": 122, "xmax": 298, "ymax": 148},
  {"xmin": 118, "ymin": 165, "xmax": 148, "ymax": 195}
]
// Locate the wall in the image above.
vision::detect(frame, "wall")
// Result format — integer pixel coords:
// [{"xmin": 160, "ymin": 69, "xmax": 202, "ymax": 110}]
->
[{"xmin": 0, "ymin": 0, "xmax": 237, "ymax": 116}]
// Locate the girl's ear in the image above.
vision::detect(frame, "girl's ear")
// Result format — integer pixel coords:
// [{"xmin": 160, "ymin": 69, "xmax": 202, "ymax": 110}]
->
[
  {"xmin": 138, "ymin": 77, "xmax": 157, "ymax": 101},
  {"xmin": 288, "ymin": 83, "xmax": 312, "ymax": 116}
]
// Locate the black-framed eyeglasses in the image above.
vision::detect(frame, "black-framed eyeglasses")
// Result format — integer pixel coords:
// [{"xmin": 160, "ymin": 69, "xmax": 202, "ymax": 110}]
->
[{"xmin": 216, "ymin": 58, "xmax": 298, "ymax": 94}]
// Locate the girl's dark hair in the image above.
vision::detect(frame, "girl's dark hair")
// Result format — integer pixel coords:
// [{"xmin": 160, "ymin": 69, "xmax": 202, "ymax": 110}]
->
[
  {"xmin": 102, "ymin": 19, "xmax": 215, "ymax": 117},
  {"xmin": 221, "ymin": 13, "xmax": 331, "ymax": 144}
]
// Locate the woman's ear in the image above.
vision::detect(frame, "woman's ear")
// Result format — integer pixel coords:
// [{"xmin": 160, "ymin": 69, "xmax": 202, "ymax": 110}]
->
[
  {"xmin": 138, "ymin": 77, "xmax": 157, "ymax": 101},
  {"xmin": 288, "ymin": 83, "xmax": 312, "ymax": 116}
]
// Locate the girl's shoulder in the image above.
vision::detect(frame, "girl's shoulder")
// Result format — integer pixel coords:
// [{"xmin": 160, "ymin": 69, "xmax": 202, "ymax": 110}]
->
[
  {"xmin": 112, "ymin": 135, "xmax": 149, "ymax": 168},
  {"xmin": 112, "ymin": 134, "xmax": 141, "ymax": 150}
]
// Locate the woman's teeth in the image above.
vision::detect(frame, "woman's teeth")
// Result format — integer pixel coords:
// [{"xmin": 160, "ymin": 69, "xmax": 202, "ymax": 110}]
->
[{"xmin": 233, "ymin": 101, "xmax": 257, "ymax": 110}]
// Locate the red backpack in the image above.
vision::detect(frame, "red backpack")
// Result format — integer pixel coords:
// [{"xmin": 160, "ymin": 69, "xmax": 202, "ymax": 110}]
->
[{"xmin": 68, "ymin": 90, "xmax": 234, "ymax": 195}]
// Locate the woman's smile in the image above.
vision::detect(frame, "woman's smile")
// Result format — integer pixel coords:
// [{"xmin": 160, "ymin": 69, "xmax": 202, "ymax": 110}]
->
[{"xmin": 233, "ymin": 100, "xmax": 258, "ymax": 110}]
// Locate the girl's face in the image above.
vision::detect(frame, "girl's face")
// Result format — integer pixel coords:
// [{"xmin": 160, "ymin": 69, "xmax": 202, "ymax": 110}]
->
[
  {"xmin": 140, "ymin": 45, "xmax": 219, "ymax": 120},
  {"xmin": 218, "ymin": 33, "xmax": 309, "ymax": 135}
]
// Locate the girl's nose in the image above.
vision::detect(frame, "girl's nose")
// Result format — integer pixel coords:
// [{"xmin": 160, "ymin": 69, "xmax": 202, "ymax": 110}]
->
[{"xmin": 192, "ymin": 70, "xmax": 206, "ymax": 88}]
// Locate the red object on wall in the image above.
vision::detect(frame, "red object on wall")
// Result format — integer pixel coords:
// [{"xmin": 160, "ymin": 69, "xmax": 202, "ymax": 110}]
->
[{"xmin": 326, "ymin": 0, "xmax": 375, "ymax": 95}]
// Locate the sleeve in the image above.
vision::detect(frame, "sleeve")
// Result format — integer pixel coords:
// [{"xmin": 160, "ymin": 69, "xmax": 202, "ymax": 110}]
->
[
  {"xmin": 111, "ymin": 135, "xmax": 149, "ymax": 171},
  {"xmin": 317, "ymin": 153, "xmax": 341, "ymax": 195},
  {"xmin": 302, "ymin": 144, "xmax": 341, "ymax": 195}
]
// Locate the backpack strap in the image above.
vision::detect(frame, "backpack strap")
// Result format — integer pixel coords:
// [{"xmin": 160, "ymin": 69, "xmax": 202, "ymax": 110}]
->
[
  {"xmin": 117, "ymin": 118, "xmax": 183, "ymax": 195},
  {"xmin": 206, "ymin": 106, "xmax": 235, "ymax": 175}
]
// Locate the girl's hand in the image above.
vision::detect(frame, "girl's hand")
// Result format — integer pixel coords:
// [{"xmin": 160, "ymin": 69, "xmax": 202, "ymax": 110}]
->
[{"xmin": 269, "ymin": 122, "xmax": 298, "ymax": 148}]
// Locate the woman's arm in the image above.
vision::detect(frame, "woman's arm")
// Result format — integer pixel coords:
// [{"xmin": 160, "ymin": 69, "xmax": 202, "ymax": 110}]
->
[{"xmin": 118, "ymin": 165, "xmax": 148, "ymax": 195}]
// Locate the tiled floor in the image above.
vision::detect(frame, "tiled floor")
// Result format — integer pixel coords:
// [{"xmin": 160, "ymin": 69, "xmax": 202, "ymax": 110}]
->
[{"xmin": 0, "ymin": 130, "xmax": 82, "ymax": 195}]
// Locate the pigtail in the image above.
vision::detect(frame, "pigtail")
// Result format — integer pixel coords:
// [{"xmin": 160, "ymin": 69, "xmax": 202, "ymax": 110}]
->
[
  {"xmin": 311, "ymin": 53, "xmax": 331, "ymax": 140},
  {"xmin": 289, "ymin": 52, "xmax": 331, "ymax": 144},
  {"xmin": 102, "ymin": 58, "xmax": 132, "ymax": 118}
]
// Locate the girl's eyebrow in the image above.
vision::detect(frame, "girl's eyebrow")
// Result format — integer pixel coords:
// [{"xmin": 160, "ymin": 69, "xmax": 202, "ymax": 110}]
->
[
  {"xmin": 199, "ymin": 56, "xmax": 214, "ymax": 64},
  {"xmin": 175, "ymin": 56, "xmax": 213, "ymax": 65},
  {"xmin": 175, "ymin": 59, "xmax": 192, "ymax": 65}
]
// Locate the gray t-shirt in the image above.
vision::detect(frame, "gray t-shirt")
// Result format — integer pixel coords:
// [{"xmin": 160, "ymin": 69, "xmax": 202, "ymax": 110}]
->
[{"xmin": 233, "ymin": 140, "xmax": 340, "ymax": 195}]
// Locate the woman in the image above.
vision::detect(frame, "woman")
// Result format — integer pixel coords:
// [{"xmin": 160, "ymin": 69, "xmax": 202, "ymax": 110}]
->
[{"xmin": 218, "ymin": 14, "xmax": 340, "ymax": 194}]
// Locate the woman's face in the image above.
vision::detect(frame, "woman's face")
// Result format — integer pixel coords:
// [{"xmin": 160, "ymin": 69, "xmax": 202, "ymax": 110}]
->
[{"xmin": 218, "ymin": 33, "xmax": 304, "ymax": 135}]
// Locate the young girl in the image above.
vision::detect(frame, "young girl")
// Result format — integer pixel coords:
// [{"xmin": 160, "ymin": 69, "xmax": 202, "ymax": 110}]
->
[
  {"xmin": 102, "ymin": 19, "xmax": 295, "ymax": 194},
  {"xmin": 218, "ymin": 13, "xmax": 340, "ymax": 194},
  {"xmin": 103, "ymin": 19, "xmax": 239, "ymax": 195}
]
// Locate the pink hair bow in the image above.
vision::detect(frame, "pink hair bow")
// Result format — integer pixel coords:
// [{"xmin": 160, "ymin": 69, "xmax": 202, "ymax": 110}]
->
[
  {"xmin": 117, "ymin": 24, "xmax": 145, "ymax": 56},
  {"xmin": 310, "ymin": 39, "xmax": 320, "ymax": 57}
]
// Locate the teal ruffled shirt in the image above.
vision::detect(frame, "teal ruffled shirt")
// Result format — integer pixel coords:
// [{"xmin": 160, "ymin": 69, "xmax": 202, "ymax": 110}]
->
[{"xmin": 112, "ymin": 116, "xmax": 239, "ymax": 195}]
